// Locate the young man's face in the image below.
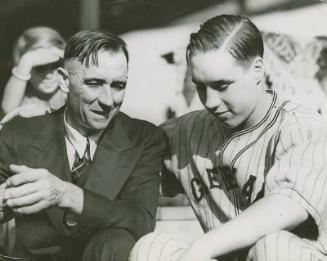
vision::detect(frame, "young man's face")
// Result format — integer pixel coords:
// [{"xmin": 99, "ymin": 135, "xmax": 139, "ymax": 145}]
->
[
  {"xmin": 190, "ymin": 49, "xmax": 262, "ymax": 130},
  {"xmin": 63, "ymin": 50, "xmax": 128, "ymax": 135}
]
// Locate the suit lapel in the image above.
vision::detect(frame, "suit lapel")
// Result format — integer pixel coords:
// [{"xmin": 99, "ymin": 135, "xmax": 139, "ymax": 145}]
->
[
  {"xmin": 84, "ymin": 114, "xmax": 143, "ymax": 200},
  {"xmin": 20, "ymin": 112, "xmax": 142, "ymax": 234},
  {"xmin": 26, "ymin": 110, "xmax": 71, "ymax": 182},
  {"xmin": 20, "ymin": 110, "xmax": 72, "ymax": 236}
]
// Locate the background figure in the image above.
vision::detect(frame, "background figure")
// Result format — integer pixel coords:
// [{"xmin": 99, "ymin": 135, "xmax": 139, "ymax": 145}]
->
[
  {"xmin": 0, "ymin": 27, "xmax": 66, "ymax": 255},
  {"xmin": 1, "ymin": 26, "xmax": 66, "ymax": 115},
  {"xmin": 166, "ymin": 63, "xmax": 203, "ymax": 120}
]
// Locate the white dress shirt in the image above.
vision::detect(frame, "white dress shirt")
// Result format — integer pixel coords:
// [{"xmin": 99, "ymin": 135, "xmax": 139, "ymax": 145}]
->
[{"xmin": 64, "ymin": 112, "xmax": 102, "ymax": 170}]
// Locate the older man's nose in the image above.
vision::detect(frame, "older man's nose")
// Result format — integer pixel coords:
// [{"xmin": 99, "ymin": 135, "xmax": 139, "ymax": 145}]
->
[{"xmin": 98, "ymin": 86, "xmax": 114, "ymax": 108}]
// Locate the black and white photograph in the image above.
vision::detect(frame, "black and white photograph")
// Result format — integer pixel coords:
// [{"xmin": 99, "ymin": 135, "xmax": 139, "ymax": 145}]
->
[{"xmin": 1, "ymin": 0, "xmax": 327, "ymax": 260}]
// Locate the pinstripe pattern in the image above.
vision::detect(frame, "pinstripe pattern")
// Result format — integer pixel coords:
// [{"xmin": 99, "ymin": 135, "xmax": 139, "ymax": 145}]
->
[
  {"xmin": 246, "ymin": 230, "xmax": 327, "ymax": 261},
  {"xmin": 129, "ymin": 232, "xmax": 187, "ymax": 261},
  {"xmin": 161, "ymin": 91, "xmax": 327, "ymax": 259}
]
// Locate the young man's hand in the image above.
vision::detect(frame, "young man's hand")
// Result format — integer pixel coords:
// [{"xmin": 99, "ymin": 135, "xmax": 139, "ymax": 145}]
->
[{"xmin": 0, "ymin": 104, "xmax": 50, "ymax": 130}]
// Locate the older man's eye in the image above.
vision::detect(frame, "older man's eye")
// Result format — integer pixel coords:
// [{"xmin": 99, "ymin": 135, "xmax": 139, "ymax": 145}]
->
[
  {"xmin": 112, "ymin": 81, "xmax": 126, "ymax": 90},
  {"xmin": 84, "ymin": 79, "xmax": 104, "ymax": 87}
]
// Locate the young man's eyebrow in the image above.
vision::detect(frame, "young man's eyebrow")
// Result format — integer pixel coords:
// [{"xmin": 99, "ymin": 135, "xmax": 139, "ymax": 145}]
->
[
  {"xmin": 209, "ymin": 80, "xmax": 234, "ymax": 85},
  {"xmin": 191, "ymin": 79, "xmax": 234, "ymax": 85}
]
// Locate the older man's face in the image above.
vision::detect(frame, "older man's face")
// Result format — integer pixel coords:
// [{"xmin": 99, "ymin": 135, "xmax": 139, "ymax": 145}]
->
[{"xmin": 65, "ymin": 50, "xmax": 128, "ymax": 135}]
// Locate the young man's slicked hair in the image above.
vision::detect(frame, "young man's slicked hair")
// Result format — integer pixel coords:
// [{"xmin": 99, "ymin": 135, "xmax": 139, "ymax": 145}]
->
[
  {"xmin": 187, "ymin": 15, "xmax": 263, "ymax": 68},
  {"xmin": 64, "ymin": 29, "xmax": 129, "ymax": 67}
]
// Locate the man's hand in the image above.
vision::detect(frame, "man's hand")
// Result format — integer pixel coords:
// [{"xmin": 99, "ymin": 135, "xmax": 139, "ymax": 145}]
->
[
  {"xmin": 3, "ymin": 164, "xmax": 67, "ymax": 214},
  {"xmin": 0, "ymin": 183, "xmax": 14, "ymax": 223},
  {"xmin": 0, "ymin": 183, "xmax": 6, "ymax": 217},
  {"xmin": 0, "ymin": 104, "xmax": 50, "ymax": 130}
]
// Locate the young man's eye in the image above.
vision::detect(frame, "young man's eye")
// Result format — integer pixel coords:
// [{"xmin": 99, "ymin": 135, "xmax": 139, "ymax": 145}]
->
[
  {"xmin": 216, "ymin": 85, "xmax": 228, "ymax": 91},
  {"xmin": 195, "ymin": 83, "xmax": 205, "ymax": 90},
  {"xmin": 211, "ymin": 83, "xmax": 231, "ymax": 91}
]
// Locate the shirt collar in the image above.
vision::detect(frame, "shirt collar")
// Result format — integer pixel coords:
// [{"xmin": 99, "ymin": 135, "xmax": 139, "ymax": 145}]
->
[{"xmin": 64, "ymin": 110, "xmax": 103, "ymax": 160}]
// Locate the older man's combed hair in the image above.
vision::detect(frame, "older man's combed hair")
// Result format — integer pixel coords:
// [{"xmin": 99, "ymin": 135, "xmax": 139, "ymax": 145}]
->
[{"xmin": 64, "ymin": 29, "xmax": 129, "ymax": 67}]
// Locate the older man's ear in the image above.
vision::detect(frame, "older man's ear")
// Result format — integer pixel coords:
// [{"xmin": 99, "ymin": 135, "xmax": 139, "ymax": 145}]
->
[{"xmin": 57, "ymin": 67, "xmax": 70, "ymax": 94}]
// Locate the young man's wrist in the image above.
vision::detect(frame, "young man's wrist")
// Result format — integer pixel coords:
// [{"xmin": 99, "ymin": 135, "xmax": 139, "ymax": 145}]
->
[{"xmin": 188, "ymin": 239, "xmax": 215, "ymax": 260}]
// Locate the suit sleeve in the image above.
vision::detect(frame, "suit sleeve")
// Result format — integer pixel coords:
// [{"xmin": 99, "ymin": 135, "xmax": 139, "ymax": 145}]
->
[
  {"xmin": 0, "ymin": 123, "xmax": 21, "ymax": 184},
  {"xmin": 77, "ymin": 126, "xmax": 166, "ymax": 240},
  {"xmin": 0, "ymin": 123, "xmax": 20, "ymax": 223}
]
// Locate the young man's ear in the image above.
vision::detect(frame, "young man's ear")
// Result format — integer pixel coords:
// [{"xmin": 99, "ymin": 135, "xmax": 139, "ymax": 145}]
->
[
  {"xmin": 57, "ymin": 67, "xmax": 69, "ymax": 93},
  {"xmin": 251, "ymin": 57, "xmax": 264, "ymax": 86}
]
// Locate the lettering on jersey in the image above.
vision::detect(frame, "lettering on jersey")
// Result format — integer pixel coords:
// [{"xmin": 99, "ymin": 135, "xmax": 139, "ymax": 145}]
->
[
  {"xmin": 190, "ymin": 167, "xmax": 238, "ymax": 202},
  {"xmin": 191, "ymin": 178, "xmax": 206, "ymax": 202},
  {"xmin": 218, "ymin": 166, "xmax": 238, "ymax": 191},
  {"xmin": 253, "ymin": 183, "xmax": 265, "ymax": 203},
  {"xmin": 206, "ymin": 168, "xmax": 221, "ymax": 189},
  {"xmin": 242, "ymin": 175, "xmax": 257, "ymax": 205}
]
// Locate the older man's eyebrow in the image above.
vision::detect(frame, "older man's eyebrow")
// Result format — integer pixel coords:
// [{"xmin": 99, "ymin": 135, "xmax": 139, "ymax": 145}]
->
[{"xmin": 84, "ymin": 78, "xmax": 106, "ymax": 84}]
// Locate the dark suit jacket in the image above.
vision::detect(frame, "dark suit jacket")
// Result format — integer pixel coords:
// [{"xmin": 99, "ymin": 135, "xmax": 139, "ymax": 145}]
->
[{"xmin": 0, "ymin": 108, "xmax": 166, "ymax": 257}]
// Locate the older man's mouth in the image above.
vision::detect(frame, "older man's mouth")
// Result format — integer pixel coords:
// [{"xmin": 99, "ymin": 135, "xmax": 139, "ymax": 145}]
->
[{"xmin": 91, "ymin": 110, "xmax": 110, "ymax": 118}]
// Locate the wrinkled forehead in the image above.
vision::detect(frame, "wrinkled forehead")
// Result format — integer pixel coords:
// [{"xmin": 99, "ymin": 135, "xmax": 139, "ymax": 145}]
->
[{"xmin": 64, "ymin": 50, "xmax": 128, "ymax": 79}]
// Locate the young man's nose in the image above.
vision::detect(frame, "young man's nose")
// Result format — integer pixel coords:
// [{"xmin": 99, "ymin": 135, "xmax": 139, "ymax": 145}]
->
[{"xmin": 205, "ymin": 87, "xmax": 223, "ymax": 111}]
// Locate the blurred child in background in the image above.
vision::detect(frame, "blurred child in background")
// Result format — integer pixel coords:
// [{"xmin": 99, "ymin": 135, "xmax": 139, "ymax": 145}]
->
[{"xmin": 1, "ymin": 26, "xmax": 66, "ymax": 115}]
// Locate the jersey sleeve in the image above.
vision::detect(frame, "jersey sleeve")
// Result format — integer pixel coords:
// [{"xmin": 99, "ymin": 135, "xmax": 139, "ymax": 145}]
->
[
  {"xmin": 265, "ymin": 113, "xmax": 327, "ymax": 246},
  {"xmin": 160, "ymin": 118, "xmax": 185, "ymax": 197}
]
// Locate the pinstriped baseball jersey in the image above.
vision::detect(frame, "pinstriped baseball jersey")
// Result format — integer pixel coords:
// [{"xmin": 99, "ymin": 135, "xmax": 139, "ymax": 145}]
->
[{"xmin": 161, "ymin": 91, "xmax": 327, "ymax": 254}]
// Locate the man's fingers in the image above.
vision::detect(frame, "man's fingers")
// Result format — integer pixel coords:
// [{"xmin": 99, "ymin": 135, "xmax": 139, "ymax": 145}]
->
[
  {"xmin": 6, "ymin": 169, "xmax": 45, "ymax": 187},
  {"xmin": 0, "ymin": 105, "xmax": 49, "ymax": 125},
  {"xmin": 0, "ymin": 108, "xmax": 20, "ymax": 125},
  {"xmin": 6, "ymin": 192, "xmax": 43, "ymax": 208},
  {"xmin": 3, "ymin": 182, "xmax": 38, "ymax": 200},
  {"xmin": 9, "ymin": 164, "xmax": 33, "ymax": 173},
  {"xmin": 13, "ymin": 200, "xmax": 48, "ymax": 215}
]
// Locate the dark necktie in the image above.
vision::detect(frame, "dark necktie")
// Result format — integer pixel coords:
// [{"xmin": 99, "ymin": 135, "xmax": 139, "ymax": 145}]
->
[{"xmin": 71, "ymin": 138, "xmax": 91, "ymax": 184}]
